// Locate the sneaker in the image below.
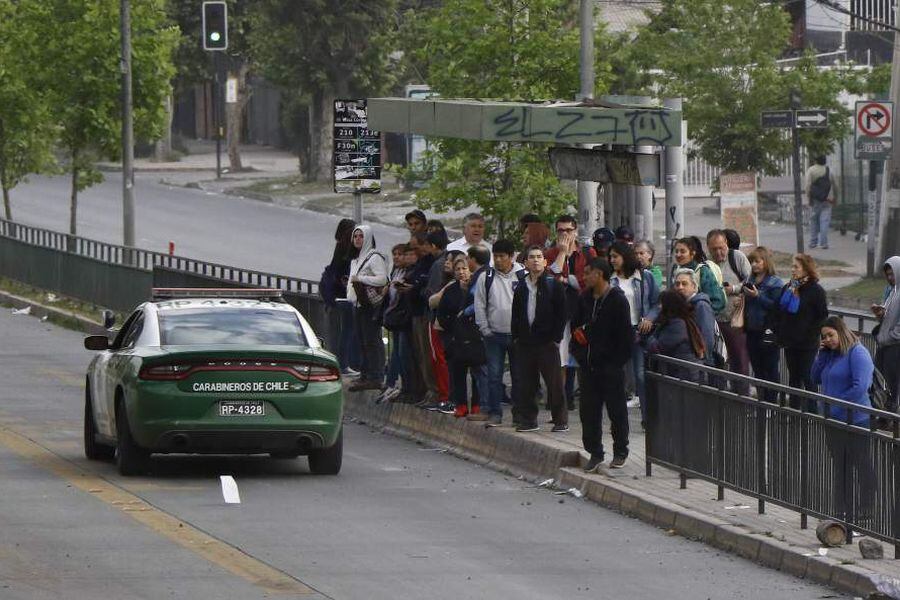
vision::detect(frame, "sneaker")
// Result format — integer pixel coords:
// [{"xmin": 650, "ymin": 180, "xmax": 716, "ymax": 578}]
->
[
  {"xmin": 437, "ymin": 402, "xmax": 455, "ymax": 414},
  {"xmin": 584, "ymin": 454, "xmax": 604, "ymax": 473},
  {"xmin": 515, "ymin": 423, "xmax": 539, "ymax": 432},
  {"xmin": 626, "ymin": 398, "xmax": 641, "ymax": 409},
  {"xmin": 341, "ymin": 367, "xmax": 360, "ymax": 378},
  {"xmin": 453, "ymin": 405, "xmax": 468, "ymax": 418},
  {"xmin": 609, "ymin": 456, "xmax": 627, "ymax": 469},
  {"xmin": 486, "ymin": 414, "xmax": 503, "ymax": 427},
  {"xmin": 551, "ymin": 424, "xmax": 569, "ymax": 432},
  {"xmin": 383, "ymin": 387, "xmax": 402, "ymax": 402},
  {"xmin": 420, "ymin": 402, "xmax": 443, "ymax": 411}
]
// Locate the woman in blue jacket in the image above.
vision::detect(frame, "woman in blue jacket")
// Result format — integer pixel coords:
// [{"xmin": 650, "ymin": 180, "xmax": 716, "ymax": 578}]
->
[
  {"xmin": 811, "ymin": 316, "xmax": 874, "ymax": 426},
  {"xmin": 741, "ymin": 246, "xmax": 784, "ymax": 401}
]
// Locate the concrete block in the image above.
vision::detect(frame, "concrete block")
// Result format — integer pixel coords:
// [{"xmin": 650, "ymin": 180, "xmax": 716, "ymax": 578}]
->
[
  {"xmin": 733, "ymin": 534, "xmax": 761, "ymax": 561},
  {"xmin": 653, "ymin": 505, "xmax": 677, "ymax": 529},
  {"xmin": 674, "ymin": 513, "xmax": 718, "ymax": 541},
  {"xmin": 635, "ymin": 498, "xmax": 658, "ymax": 524},
  {"xmin": 619, "ymin": 491, "xmax": 639, "ymax": 515},
  {"xmin": 805, "ymin": 557, "xmax": 834, "ymax": 588},
  {"xmin": 756, "ymin": 539, "xmax": 785, "ymax": 570},
  {"xmin": 779, "ymin": 550, "xmax": 810, "ymax": 579},
  {"xmin": 602, "ymin": 487, "xmax": 623, "ymax": 510},
  {"xmin": 829, "ymin": 566, "xmax": 862, "ymax": 595}
]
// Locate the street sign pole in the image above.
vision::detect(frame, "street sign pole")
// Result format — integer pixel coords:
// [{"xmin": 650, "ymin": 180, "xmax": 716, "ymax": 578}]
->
[
  {"xmin": 867, "ymin": 161, "xmax": 883, "ymax": 276},
  {"xmin": 577, "ymin": 0, "xmax": 597, "ymax": 245},
  {"xmin": 790, "ymin": 93, "xmax": 805, "ymax": 253},
  {"xmin": 353, "ymin": 191, "xmax": 362, "ymax": 224},
  {"xmin": 121, "ymin": 0, "xmax": 135, "ymax": 259}
]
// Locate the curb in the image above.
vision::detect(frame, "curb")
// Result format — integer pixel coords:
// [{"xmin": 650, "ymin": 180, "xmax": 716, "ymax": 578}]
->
[
  {"xmin": 342, "ymin": 389, "xmax": 887, "ymax": 599},
  {"xmin": 0, "ymin": 290, "xmax": 106, "ymax": 335}
]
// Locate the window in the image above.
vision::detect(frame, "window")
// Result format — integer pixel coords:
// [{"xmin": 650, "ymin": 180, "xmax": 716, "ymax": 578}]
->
[
  {"xmin": 850, "ymin": 0, "xmax": 897, "ymax": 31},
  {"xmin": 111, "ymin": 311, "xmax": 142, "ymax": 350},
  {"xmin": 157, "ymin": 308, "xmax": 307, "ymax": 347}
]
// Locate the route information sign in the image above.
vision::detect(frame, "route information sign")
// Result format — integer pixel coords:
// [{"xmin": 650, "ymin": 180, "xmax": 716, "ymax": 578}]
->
[
  {"xmin": 333, "ymin": 99, "xmax": 381, "ymax": 194},
  {"xmin": 855, "ymin": 100, "xmax": 893, "ymax": 160}
]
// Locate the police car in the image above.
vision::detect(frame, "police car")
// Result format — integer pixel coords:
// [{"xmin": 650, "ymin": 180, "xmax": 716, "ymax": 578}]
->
[{"xmin": 83, "ymin": 289, "xmax": 344, "ymax": 476}]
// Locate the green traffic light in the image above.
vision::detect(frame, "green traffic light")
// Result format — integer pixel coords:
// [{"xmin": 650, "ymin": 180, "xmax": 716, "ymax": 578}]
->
[{"xmin": 210, "ymin": 32, "xmax": 221, "ymax": 41}]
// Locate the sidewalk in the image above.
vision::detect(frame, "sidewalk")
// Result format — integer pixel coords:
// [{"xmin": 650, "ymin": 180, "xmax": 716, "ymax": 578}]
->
[{"xmin": 344, "ymin": 386, "xmax": 900, "ymax": 599}]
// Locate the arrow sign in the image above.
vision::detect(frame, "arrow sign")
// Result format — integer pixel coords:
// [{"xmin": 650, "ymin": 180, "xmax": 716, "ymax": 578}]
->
[
  {"xmin": 761, "ymin": 110, "xmax": 793, "ymax": 129},
  {"xmin": 795, "ymin": 109, "xmax": 828, "ymax": 129}
]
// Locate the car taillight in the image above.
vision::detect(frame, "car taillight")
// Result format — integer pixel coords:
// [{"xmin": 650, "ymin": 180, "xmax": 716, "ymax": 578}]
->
[
  {"xmin": 291, "ymin": 363, "xmax": 340, "ymax": 382},
  {"xmin": 139, "ymin": 364, "xmax": 193, "ymax": 380}
]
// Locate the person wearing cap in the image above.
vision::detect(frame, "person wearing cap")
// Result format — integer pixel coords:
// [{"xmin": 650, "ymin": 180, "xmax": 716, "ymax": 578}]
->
[
  {"xmin": 615, "ymin": 226, "xmax": 635, "ymax": 245},
  {"xmin": 592, "ymin": 227, "xmax": 615, "ymax": 258}
]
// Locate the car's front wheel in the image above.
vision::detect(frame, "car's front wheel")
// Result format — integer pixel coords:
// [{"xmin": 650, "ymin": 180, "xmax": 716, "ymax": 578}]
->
[
  {"xmin": 84, "ymin": 382, "xmax": 115, "ymax": 461},
  {"xmin": 307, "ymin": 428, "xmax": 342, "ymax": 475},
  {"xmin": 115, "ymin": 403, "xmax": 150, "ymax": 476}
]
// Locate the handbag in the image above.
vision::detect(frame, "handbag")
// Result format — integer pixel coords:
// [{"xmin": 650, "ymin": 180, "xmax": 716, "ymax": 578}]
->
[
  {"xmin": 351, "ymin": 252, "xmax": 386, "ymax": 309},
  {"xmin": 730, "ymin": 295, "xmax": 745, "ymax": 329},
  {"xmin": 382, "ymin": 296, "xmax": 412, "ymax": 331},
  {"xmin": 450, "ymin": 315, "xmax": 486, "ymax": 367}
]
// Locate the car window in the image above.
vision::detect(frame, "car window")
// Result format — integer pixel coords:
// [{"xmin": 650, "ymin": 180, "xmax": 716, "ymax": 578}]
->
[
  {"xmin": 157, "ymin": 308, "xmax": 307, "ymax": 346},
  {"xmin": 120, "ymin": 314, "xmax": 144, "ymax": 349},
  {"xmin": 111, "ymin": 311, "xmax": 141, "ymax": 350}
]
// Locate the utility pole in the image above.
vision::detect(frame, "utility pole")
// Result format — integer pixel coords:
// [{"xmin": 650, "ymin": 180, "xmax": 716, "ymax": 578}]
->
[
  {"xmin": 790, "ymin": 90, "xmax": 805, "ymax": 254},
  {"xmin": 663, "ymin": 98, "xmax": 684, "ymax": 281},
  {"xmin": 878, "ymin": 7, "xmax": 900, "ymax": 265},
  {"xmin": 577, "ymin": 0, "xmax": 598, "ymax": 243},
  {"xmin": 121, "ymin": 0, "xmax": 135, "ymax": 253}
]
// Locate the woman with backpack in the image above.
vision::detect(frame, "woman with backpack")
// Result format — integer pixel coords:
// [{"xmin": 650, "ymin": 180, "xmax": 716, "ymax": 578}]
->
[
  {"xmin": 609, "ymin": 241, "xmax": 660, "ymax": 421},
  {"xmin": 670, "ymin": 236, "xmax": 726, "ymax": 314},
  {"xmin": 347, "ymin": 225, "xmax": 389, "ymax": 392},
  {"xmin": 777, "ymin": 253, "xmax": 828, "ymax": 410}
]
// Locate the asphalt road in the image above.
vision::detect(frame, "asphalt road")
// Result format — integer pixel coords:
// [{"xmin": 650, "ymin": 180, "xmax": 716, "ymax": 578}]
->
[
  {"xmin": 6, "ymin": 173, "xmax": 407, "ymax": 281},
  {"xmin": 0, "ymin": 307, "xmax": 850, "ymax": 599}
]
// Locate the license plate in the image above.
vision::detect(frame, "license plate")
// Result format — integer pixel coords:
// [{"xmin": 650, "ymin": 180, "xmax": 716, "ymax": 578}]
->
[{"xmin": 218, "ymin": 401, "xmax": 265, "ymax": 417}]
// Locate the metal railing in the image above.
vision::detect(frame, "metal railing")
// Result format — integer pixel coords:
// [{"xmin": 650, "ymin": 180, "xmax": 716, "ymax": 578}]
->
[
  {"xmin": 0, "ymin": 217, "xmax": 319, "ymax": 297},
  {"xmin": 645, "ymin": 354, "xmax": 900, "ymax": 557}
]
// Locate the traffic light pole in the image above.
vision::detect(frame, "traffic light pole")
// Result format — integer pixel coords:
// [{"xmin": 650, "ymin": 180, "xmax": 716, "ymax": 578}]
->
[
  {"xmin": 214, "ymin": 52, "xmax": 222, "ymax": 179},
  {"xmin": 121, "ymin": 0, "xmax": 135, "ymax": 256}
]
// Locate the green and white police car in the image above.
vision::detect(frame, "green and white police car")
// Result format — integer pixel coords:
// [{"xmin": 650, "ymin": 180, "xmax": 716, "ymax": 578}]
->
[{"xmin": 83, "ymin": 289, "xmax": 344, "ymax": 476}]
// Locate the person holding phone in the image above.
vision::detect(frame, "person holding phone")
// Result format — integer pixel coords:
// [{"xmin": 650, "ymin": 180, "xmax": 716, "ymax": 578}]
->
[
  {"xmin": 872, "ymin": 256, "xmax": 900, "ymax": 412},
  {"xmin": 741, "ymin": 246, "xmax": 784, "ymax": 401}
]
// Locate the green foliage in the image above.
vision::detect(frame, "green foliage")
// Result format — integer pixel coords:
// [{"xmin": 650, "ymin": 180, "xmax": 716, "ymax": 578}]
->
[
  {"xmin": 0, "ymin": 0, "xmax": 58, "ymax": 218},
  {"xmin": 398, "ymin": 0, "xmax": 610, "ymax": 236},
  {"xmin": 633, "ymin": 0, "xmax": 851, "ymax": 176}
]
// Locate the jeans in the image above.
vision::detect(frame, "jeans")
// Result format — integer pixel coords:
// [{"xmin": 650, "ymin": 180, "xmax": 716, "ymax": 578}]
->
[
  {"xmin": 386, "ymin": 330, "xmax": 412, "ymax": 390},
  {"xmin": 580, "ymin": 365, "xmax": 629, "ymax": 460},
  {"xmin": 354, "ymin": 304, "xmax": 385, "ymax": 382},
  {"xmin": 719, "ymin": 320, "xmax": 750, "ymax": 395},
  {"xmin": 628, "ymin": 331, "xmax": 647, "ymax": 420},
  {"xmin": 784, "ymin": 347, "xmax": 817, "ymax": 411},
  {"xmin": 746, "ymin": 329, "xmax": 780, "ymax": 402},
  {"xmin": 332, "ymin": 301, "xmax": 361, "ymax": 371},
  {"xmin": 876, "ymin": 343, "xmax": 900, "ymax": 412},
  {"xmin": 809, "ymin": 200, "xmax": 832, "ymax": 248},
  {"xmin": 483, "ymin": 333, "xmax": 513, "ymax": 418}
]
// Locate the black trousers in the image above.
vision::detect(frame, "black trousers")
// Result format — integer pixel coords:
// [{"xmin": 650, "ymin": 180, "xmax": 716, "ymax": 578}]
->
[
  {"xmin": 579, "ymin": 365, "xmax": 629, "ymax": 460},
  {"xmin": 876, "ymin": 343, "xmax": 900, "ymax": 412},
  {"xmin": 784, "ymin": 347, "xmax": 817, "ymax": 411},
  {"xmin": 513, "ymin": 340, "xmax": 566, "ymax": 427}
]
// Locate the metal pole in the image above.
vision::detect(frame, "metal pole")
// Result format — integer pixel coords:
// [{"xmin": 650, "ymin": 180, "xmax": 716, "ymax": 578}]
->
[
  {"xmin": 791, "ymin": 126, "xmax": 805, "ymax": 253},
  {"xmin": 214, "ymin": 53, "xmax": 222, "ymax": 179},
  {"xmin": 353, "ymin": 191, "xmax": 363, "ymax": 224},
  {"xmin": 636, "ymin": 145, "xmax": 654, "ymax": 242},
  {"xmin": 577, "ymin": 0, "xmax": 597, "ymax": 243},
  {"xmin": 121, "ymin": 0, "xmax": 135, "ymax": 252},
  {"xmin": 878, "ymin": 6, "xmax": 900, "ymax": 264},
  {"xmin": 868, "ymin": 161, "xmax": 882, "ymax": 276},
  {"xmin": 664, "ymin": 98, "xmax": 684, "ymax": 280}
]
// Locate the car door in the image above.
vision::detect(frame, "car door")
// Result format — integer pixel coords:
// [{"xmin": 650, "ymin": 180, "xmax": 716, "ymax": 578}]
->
[{"xmin": 94, "ymin": 310, "xmax": 142, "ymax": 436}]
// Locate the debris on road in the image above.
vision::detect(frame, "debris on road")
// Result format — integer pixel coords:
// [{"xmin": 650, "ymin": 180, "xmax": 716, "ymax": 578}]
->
[{"xmin": 220, "ymin": 475, "xmax": 241, "ymax": 504}]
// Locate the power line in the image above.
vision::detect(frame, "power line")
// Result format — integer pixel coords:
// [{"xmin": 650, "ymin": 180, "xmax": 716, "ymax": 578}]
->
[{"xmin": 811, "ymin": 0, "xmax": 900, "ymax": 34}]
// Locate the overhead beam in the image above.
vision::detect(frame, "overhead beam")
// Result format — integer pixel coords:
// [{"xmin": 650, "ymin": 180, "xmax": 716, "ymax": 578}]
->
[{"xmin": 367, "ymin": 98, "xmax": 683, "ymax": 146}]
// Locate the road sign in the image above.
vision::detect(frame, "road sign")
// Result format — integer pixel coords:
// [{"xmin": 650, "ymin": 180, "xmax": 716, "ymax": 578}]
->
[
  {"xmin": 333, "ymin": 99, "xmax": 381, "ymax": 194},
  {"xmin": 795, "ymin": 109, "xmax": 828, "ymax": 129},
  {"xmin": 855, "ymin": 101, "xmax": 893, "ymax": 160},
  {"xmin": 761, "ymin": 110, "xmax": 794, "ymax": 129}
]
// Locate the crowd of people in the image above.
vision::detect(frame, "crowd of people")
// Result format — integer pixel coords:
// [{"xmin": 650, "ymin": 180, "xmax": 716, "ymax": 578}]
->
[{"xmin": 321, "ymin": 209, "xmax": 900, "ymax": 472}]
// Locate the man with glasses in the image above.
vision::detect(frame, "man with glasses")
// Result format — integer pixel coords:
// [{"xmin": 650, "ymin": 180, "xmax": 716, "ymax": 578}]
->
[
  {"xmin": 511, "ymin": 246, "xmax": 569, "ymax": 432},
  {"xmin": 543, "ymin": 215, "xmax": 595, "ymax": 411}
]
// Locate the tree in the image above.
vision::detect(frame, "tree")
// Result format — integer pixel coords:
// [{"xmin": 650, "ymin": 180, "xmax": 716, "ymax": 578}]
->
[
  {"xmin": 0, "ymin": 0, "xmax": 57, "ymax": 221},
  {"xmin": 167, "ymin": 0, "xmax": 252, "ymax": 171},
  {"xmin": 631, "ymin": 0, "xmax": 851, "ymax": 178},
  {"xmin": 396, "ymin": 0, "xmax": 612, "ymax": 236},
  {"xmin": 249, "ymin": 1, "xmax": 400, "ymax": 182},
  {"xmin": 28, "ymin": 0, "xmax": 176, "ymax": 235}
]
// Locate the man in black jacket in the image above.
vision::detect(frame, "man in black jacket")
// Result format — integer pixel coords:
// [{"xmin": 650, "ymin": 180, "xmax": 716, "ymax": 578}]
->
[
  {"xmin": 511, "ymin": 245, "xmax": 568, "ymax": 432},
  {"xmin": 571, "ymin": 258, "xmax": 634, "ymax": 471}
]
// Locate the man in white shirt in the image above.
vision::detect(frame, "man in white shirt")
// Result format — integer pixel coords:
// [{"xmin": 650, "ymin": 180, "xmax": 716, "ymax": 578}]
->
[{"xmin": 447, "ymin": 212, "xmax": 493, "ymax": 258}]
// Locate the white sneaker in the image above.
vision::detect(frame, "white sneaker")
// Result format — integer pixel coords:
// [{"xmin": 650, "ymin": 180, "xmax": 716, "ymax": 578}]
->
[
  {"xmin": 341, "ymin": 367, "xmax": 360, "ymax": 378},
  {"xmin": 626, "ymin": 398, "xmax": 641, "ymax": 409},
  {"xmin": 383, "ymin": 387, "xmax": 402, "ymax": 401}
]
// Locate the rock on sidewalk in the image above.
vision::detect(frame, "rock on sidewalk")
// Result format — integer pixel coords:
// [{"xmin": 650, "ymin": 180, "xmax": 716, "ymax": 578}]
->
[{"xmin": 859, "ymin": 538, "xmax": 884, "ymax": 559}]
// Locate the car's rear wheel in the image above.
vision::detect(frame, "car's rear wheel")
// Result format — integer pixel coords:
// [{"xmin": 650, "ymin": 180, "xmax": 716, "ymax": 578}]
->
[
  {"xmin": 115, "ymin": 402, "xmax": 150, "ymax": 476},
  {"xmin": 307, "ymin": 428, "xmax": 342, "ymax": 475},
  {"xmin": 84, "ymin": 382, "xmax": 115, "ymax": 461}
]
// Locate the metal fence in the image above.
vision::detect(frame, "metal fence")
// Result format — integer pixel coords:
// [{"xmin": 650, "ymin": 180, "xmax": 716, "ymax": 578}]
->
[{"xmin": 645, "ymin": 355, "xmax": 900, "ymax": 557}]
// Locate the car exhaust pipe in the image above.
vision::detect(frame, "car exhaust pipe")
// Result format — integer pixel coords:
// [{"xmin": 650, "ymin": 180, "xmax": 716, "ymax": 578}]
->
[
  {"xmin": 171, "ymin": 433, "xmax": 189, "ymax": 449},
  {"xmin": 295, "ymin": 435, "xmax": 313, "ymax": 451}
]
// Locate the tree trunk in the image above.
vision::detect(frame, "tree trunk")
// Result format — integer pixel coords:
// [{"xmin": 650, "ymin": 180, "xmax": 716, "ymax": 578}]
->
[
  {"xmin": 2, "ymin": 185, "xmax": 10, "ymax": 221},
  {"xmin": 226, "ymin": 62, "xmax": 250, "ymax": 172},
  {"xmin": 154, "ymin": 93, "xmax": 173, "ymax": 162},
  {"xmin": 306, "ymin": 88, "xmax": 335, "ymax": 183},
  {"xmin": 69, "ymin": 153, "xmax": 79, "ymax": 236}
]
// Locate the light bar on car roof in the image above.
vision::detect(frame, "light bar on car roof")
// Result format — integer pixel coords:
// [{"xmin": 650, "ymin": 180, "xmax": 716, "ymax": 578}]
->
[{"xmin": 151, "ymin": 288, "xmax": 284, "ymax": 302}]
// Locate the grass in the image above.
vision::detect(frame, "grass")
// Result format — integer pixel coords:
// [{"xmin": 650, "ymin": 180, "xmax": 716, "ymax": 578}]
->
[
  {"xmin": 829, "ymin": 276, "xmax": 890, "ymax": 310},
  {"xmin": 0, "ymin": 277, "xmax": 122, "ymax": 329}
]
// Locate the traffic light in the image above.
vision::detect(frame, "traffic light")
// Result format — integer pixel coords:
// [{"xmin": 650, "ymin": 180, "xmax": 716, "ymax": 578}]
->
[{"xmin": 202, "ymin": 1, "xmax": 228, "ymax": 51}]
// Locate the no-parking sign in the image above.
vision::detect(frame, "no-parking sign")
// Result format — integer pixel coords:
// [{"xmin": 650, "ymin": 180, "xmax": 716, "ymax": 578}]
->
[{"xmin": 855, "ymin": 100, "xmax": 893, "ymax": 160}]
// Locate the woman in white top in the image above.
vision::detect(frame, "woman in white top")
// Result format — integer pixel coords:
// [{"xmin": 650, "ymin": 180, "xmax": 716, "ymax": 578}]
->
[
  {"xmin": 608, "ymin": 241, "xmax": 661, "ymax": 425},
  {"xmin": 347, "ymin": 225, "xmax": 389, "ymax": 390}
]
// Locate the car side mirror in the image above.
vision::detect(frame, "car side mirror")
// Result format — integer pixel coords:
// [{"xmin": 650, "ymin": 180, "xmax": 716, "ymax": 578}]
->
[
  {"xmin": 84, "ymin": 335, "xmax": 110, "ymax": 351},
  {"xmin": 102, "ymin": 310, "xmax": 116, "ymax": 330}
]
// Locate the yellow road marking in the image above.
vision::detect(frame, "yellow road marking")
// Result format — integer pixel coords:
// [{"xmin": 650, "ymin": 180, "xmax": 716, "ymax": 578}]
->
[{"xmin": 0, "ymin": 428, "xmax": 315, "ymax": 596}]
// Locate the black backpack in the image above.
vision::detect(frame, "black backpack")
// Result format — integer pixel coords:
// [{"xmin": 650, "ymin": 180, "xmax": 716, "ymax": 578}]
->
[{"xmin": 809, "ymin": 167, "xmax": 831, "ymax": 204}]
